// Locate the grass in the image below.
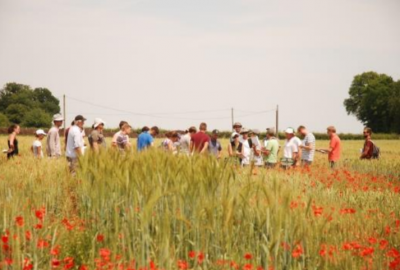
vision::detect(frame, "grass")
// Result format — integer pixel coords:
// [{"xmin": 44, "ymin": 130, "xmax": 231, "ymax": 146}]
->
[{"xmin": 0, "ymin": 135, "xmax": 399, "ymax": 270}]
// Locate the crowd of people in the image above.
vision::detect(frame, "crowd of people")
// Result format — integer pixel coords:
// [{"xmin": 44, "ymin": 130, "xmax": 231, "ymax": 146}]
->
[{"xmin": 4, "ymin": 113, "xmax": 379, "ymax": 173}]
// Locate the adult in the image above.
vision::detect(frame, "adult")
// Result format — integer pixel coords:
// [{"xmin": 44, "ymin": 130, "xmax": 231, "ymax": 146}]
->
[
  {"xmin": 88, "ymin": 118, "xmax": 106, "ymax": 152},
  {"xmin": 228, "ymin": 133, "xmax": 242, "ymax": 165},
  {"xmin": 249, "ymin": 129, "xmax": 263, "ymax": 166},
  {"xmin": 240, "ymin": 129, "xmax": 252, "ymax": 166},
  {"xmin": 261, "ymin": 128, "xmax": 279, "ymax": 168},
  {"xmin": 319, "ymin": 126, "xmax": 341, "ymax": 169},
  {"xmin": 163, "ymin": 131, "xmax": 179, "ymax": 154},
  {"xmin": 137, "ymin": 126, "xmax": 159, "ymax": 152},
  {"xmin": 231, "ymin": 122, "xmax": 243, "ymax": 142},
  {"xmin": 6, "ymin": 124, "xmax": 20, "ymax": 159},
  {"xmin": 64, "ymin": 121, "xmax": 75, "ymax": 151},
  {"xmin": 116, "ymin": 124, "xmax": 132, "ymax": 151},
  {"xmin": 112, "ymin": 121, "xmax": 129, "ymax": 147},
  {"xmin": 179, "ymin": 126, "xmax": 196, "ymax": 155},
  {"xmin": 47, "ymin": 113, "xmax": 64, "ymax": 158},
  {"xmin": 161, "ymin": 132, "xmax": 172, "ymax": 151},
  {"xmin": 32, "ymin": 129, "xmax": 47, "ymax": 159},
  {"xmin": 208, "ymin": 129, "xmax": 222, "ymax": 159},
  {"xmin": 190, "ymin": 123, "xmax": 210, "ymax": 154},
  {"xmin": 282, "ymin": 128, "xmax": 301, "ymax": 168},
  {"xmin": 66, "ymin": 115, "xmax": 86, "ymax": 173},
  {"xmin": 360, "ymin": 127, "xmax": 374, "ymax": 160},
  {"xmin": 298, "ymin": 125, "xmax": 316, "ymax": 166}
]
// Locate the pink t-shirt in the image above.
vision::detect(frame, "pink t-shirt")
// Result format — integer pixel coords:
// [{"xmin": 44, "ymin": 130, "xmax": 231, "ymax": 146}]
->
[{"xmin": 329, "ymin": 134, "xmax": 341, "ymax": 162}]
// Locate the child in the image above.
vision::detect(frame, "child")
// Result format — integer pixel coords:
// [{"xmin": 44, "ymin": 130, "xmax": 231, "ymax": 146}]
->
[
  {"xmin": 32, "ymin": 129, "xmax": 47, "ymax": 158},
  {"xmin": 116, "ymin": 124, "xmax": 132, "ymax": 151}
]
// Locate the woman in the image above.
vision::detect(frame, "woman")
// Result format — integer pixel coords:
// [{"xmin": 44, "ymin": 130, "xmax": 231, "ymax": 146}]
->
[
  {"xmin": 161, "ymin": 132, "xmax": 172, "ymax": 151},
  {"xmin": 228, "ymin": 133, "xmax": 243, "ymax": 165},
  {"xmin": 7, "ymin": 124, "xmax": 20, "ymax": 159},
  {"xmin": 88, "ymin": 118, "xmax": 106, "ymax": 152},
  {"xmin": 31, "ymin": 129, "xmax": 47, "ymax": 159},
  {"xmin": 240, "ymin": 129, "xmax": 251, "ymax": 167}
]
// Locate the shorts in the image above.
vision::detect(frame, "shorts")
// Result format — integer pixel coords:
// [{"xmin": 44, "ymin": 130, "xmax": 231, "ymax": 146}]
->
[
  {"xmin": 67, "ymin": 157, "xmax": 79, "ymax": 175},
  {"xmin": 329, "ymin": 161, "xmax": 337, "ymax": 169},
  {"xmin": 301, "ymin": 160, "xmax": 313, "ymax": 166},
  {"xmin": 265, "ymin": 162, "xmax": 277, "ymax": 169}
]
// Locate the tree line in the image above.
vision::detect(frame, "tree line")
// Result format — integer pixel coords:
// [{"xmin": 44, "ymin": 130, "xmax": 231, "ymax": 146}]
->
[{"xmin": 0, "ymin": 83, "xmax": 60, "ymax": 128}]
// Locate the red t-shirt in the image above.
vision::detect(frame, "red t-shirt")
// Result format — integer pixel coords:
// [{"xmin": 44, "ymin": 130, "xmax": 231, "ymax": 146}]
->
[
  {"xmin": 191, "ymin": 132, "xmax": 210, "ymax": 152},
  {"xmin": 362, "ymin": 139, "xmax": 374, "ymax": 159}
]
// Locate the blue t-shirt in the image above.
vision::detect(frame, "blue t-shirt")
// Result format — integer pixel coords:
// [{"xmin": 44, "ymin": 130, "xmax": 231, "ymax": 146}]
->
[{"xmin": 137, "ymin": 132, "xmax": 154, "ymax": 152}]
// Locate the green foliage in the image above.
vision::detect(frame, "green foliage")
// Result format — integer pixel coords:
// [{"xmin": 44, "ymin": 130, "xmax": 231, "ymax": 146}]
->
[
  {"xmin": 0, "ymin": 113, "xmax": 10, "ymax": 127},
  {"xmin": 0, "ymin": 82, "xmax": 60, "ymax": 127},
  {"xmin": 344, "ymin": 71, "xmax": 399, "ymax": 133},
  {"xmin": 22, "ymin": 108, "xmax": 52, "ymax": 128}
]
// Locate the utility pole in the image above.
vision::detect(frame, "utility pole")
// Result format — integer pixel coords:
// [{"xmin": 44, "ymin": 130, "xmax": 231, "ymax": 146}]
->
[
  {"xmin": 63, "ymin": 95, "xmax": 66, "ymax": 130},
  {"xmin": 275, "ymin": 105, "xmax": 279, "ymax": 138},
  {"xmin": 231, "ymin": 108, "xmax": 234, "ymax": 130}
]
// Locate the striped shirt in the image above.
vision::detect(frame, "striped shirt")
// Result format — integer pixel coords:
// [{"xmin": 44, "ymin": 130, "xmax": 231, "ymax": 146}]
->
[{"xmin": 301, "ymin": 133, "xmax": 316, "ymax": 161}]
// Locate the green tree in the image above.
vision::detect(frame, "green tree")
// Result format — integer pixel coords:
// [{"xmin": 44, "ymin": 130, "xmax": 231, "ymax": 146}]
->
[
  {"xmin": 0, "ymin": 82, "xmax": 60, "ymax": 127},
  {"xmin": 0, "ymin": 113, "xmax": 10, "ymax": 127},
  {"xmin": 5, "ymin": 104, "xmax": 29, "ymax": 124},
  {"xmin": 22, "ymin": 108, "xmax": 52, "ymax": 128},
  {"xmin": 388, "ymin": 80, "xmax": 400, "ymax": 134},
  {"xmin": 344, "ymin": 72, "xmax": 396, "ymax": 133}
]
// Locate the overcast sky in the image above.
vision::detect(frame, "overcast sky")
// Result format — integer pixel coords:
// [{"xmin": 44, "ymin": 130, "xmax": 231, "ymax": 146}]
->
[{"xmin": 1, "ymin": 0, "xmax": 399, "ymax": 132}]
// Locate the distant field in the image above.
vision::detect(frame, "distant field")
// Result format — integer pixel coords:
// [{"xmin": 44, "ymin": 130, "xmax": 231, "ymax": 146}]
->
[{"xmin": 0, "ymin": 135, "xmax": 399, "ymax": 270}]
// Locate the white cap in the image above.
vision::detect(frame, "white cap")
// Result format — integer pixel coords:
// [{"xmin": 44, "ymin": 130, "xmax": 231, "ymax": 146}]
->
[
  {"xmin": 231, "ymin": 132, "xmax": 240, "ymax": 139},
  {"xmin": 53, "ymin": 113, "xmax": 64, "ymax": 122},
  {"xmin": 285, "ymin": 127, "xmax": 295, "ymax": 134},
  {"xmin": 93, "ymin": 118, "xmax": 105, "ymax": 128},
  {"xmin": 36, "ymin": 129, "xmax": 47, "ymax": 136}
]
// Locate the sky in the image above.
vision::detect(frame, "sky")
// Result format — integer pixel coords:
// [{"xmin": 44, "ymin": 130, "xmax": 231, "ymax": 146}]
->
[{"xmin": 1, "ymin": 0, "xmax": 399, "ymax": 133}]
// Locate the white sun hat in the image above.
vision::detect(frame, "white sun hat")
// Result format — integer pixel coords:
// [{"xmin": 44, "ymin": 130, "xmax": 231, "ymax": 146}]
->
[
  {"xmin": 285, "ymin": 127, "xmax": 295, "ymax": 134},
  {"xmin": 52, "ymin": 113, "xmax": 64, "ymax": 122},
  {"xmin": 36, "ymin": 129, "xmax": 47, "ymax": 136},
  {"xmin": 93, "ymin": 118, "xmax": 106, "ymax": 128}
]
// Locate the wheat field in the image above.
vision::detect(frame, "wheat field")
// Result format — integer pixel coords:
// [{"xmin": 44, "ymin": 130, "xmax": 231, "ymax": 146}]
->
[{"xmin": 0, "ymin": 136, "xmax": 399, "ymax": 270}]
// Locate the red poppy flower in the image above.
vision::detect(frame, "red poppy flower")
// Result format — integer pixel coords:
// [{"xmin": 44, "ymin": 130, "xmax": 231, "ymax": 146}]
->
[
  {"xmin": 37, "ymin": 239, "xmax": 49, "ymax": 249},
  {"xmin": 15, "ymin": 216, "xmax": 24, "ymax": 227},
  {"xmin": 292, "ymin": 244, "xmax": 303, "ymax": 258},
  {"xmin": 35, "ymin": 208, "xmax": 46, "ymax": 221},
  {"xmin": 51, "ymin": 259, "xmax": 61, "ymax": 267},
  {"xmin": 188, "ymin": 251, "xmax": 196, "ymax": 258},
  {"xmin": 96, "ymin": 234, "xmax": 104, "ymax": 242},
  {"xmin": 177, "ymin": 260, "xmax": 188, "ymax": 270},
  {"xmin": 243, "ymin": 263, "xmax": 253, "ymax": 270},
  {"xmin": 25, "ymin": 231, "xmax": 32, "ymax": 241},
  {"xmin": 197, "ymin": 252, "xmax": 205, "ymax": 264},
  {"xmin": 1, "ymin": 235, "xmax": 8, "ymax": 244},
  {"xmin": 50, "ymin": 245, "xmax": 60, "ymax": 256},
  {"xmin": 244, "ymin": 253, "xmax": 253, "ymax": 260}
]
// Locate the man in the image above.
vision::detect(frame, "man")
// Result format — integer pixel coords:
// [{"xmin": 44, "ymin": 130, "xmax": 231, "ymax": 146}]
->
[
  {"xmin": 261, "ymin": 128, "xmax": 279, "ymax": 168},
  {"xmin": 179, "ymin": 127, "xmax": 196, "ymax": 155},
  {"xmin": 47, "ymin": 113, "xmax": 63, "ymax": 158},
  {"xmin": 240, "ymin": 129, "xmax": 251, "ymax": 166},
  {"xmin": 249, "ymin": 129, "xmax": 263, "ymax": 166},
  {"xmin": 190, "ymin": 122, "xmax": 210, "ymax": 154},
  {"xmin": 66, "ymin": 115, "xmax": 86, "ymax": 174},
  {"xmin": 298, "ymin": 125, "xmax": 316, "ymax": 166},
  {"xmin": 282, "ymin": 128, "xmax": 302, "ymax": 168},
  {"xmin": 208, "ymin": 129, "xmax": 222, "ymax": 159},
  {"xmin": 137, "ymin": 126, "xmax": 159, "ymax": 152},
  {"xmin": 112, "ymin": 121, "xmax": 129, "ymax": 148},
  {"xmin": 360, "ymin": 127, "xmax": 374, "ymax": 160},
  {"xmin": 231, "ymin": 122, "xmax": 243, "ymax": 142},
  {"xmin": 319, "ymin": 126, "xmax": 341, "ymax": 169}
]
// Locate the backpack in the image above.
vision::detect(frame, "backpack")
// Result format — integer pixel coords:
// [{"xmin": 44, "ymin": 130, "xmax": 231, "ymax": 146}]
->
[
  {"xmin": 248, "ymin": 139, "xmax": 253, "ymax": 148},
  {"xmin": 371, "ymin": 141, "xmax": 380, "ymax": 159}
]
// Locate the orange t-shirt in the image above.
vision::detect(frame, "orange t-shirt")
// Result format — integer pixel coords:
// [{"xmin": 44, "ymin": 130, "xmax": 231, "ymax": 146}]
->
[{"xmin": 328, "ymin": 134, "xmax": 341, "ymax": 162}]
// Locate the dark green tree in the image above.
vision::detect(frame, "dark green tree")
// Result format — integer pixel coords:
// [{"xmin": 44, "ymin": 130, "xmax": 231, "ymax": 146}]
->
[
  {"xmin": 0, "ymin": 83, "xmax": 60, "ymax": 127},
  {"xmin": 388, "ymin": 80, "xmax": 400, "ymax": 134},
  {"xmin": 0, "ymin": 113, "xmax": 10, "ymax": 127},
  {"xmin": 22, "ymin": 108, "xmax": 52, "ymax": 128},
  {"xmin": 344, "ymin": 72, "xmax": 396, "ymax": 133}
]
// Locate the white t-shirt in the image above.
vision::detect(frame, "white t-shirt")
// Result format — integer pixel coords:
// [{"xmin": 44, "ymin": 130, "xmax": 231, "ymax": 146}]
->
[
  {"xmin": 32, "ymin": 140, "xmax": 43, "ymax": 158},
  {"xmin": 112, "ymin": 131, "xmax": 130, "ymax": 146},
  {"xmin": 179, "ymin": 133, "xmax": 191, "ymax": 155},
  {"xmin": 284, "ymin": 137, "xmax": 302, "ymax": 159},
  {"xmin": 241, "ymin": 140, "xmax": 251, "ymax": 165},
  {"xmin": 66, "ymin": 126, "xmax": 85, "ymax": 159}
]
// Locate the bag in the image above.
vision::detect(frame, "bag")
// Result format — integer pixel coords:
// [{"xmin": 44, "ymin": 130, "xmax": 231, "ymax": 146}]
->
[{"xmin": 371, "ymin": 141, "xmax": 380, "ymax": 159}]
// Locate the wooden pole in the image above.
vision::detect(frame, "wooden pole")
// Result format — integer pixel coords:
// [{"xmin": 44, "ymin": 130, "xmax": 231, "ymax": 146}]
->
[
  {"xmin": 63, "ymin": 95, "xmax": 66, "ymax": 130},
  {"xmin": 231, "ymin": 108, "xmax": 234, "ymax": 131},
  {"xmin": 276, "ymin": 105, "xmax": 279, "ymax": 138}
]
